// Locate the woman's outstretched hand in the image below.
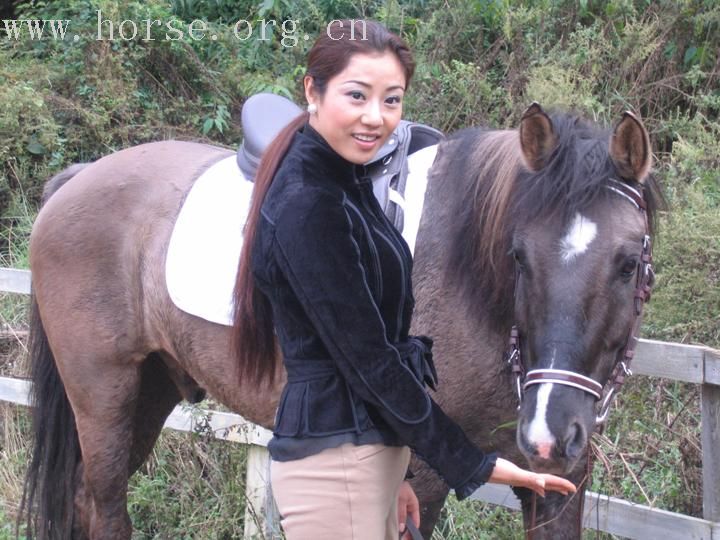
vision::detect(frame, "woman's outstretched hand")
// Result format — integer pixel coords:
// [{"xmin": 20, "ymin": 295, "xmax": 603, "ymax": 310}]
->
[{"xmin": 489, "ymin": 457, "xmax": 577, "ymax": 497}]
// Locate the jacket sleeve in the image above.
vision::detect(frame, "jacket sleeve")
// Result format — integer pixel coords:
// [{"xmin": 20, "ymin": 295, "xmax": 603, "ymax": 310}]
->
[{"xmin": 272, "ymin": 189, "xmax": 496, "ymax": 498}]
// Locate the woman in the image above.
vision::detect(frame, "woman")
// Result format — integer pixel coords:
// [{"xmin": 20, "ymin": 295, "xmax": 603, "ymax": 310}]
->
[{"xmin": 233, "ymin": 19, "xmax": 576, "ymax": 539}]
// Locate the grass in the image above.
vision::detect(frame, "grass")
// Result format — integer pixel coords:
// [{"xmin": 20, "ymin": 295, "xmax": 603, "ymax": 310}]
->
[
  {"xmin": 0, "ymin": 403, "xmax": 30, "ymax": 540},
  {"xmin": 0, "ymin": 182, "xmax": 33, "ymax": 332},
  {"xmin": 433, "ymin": 497, "xmax": 523, "ymax": 539},
  {"xmin": 127, "ymin": 431, "xmax": 249, "ymax": 539},
  {"xmin": 0, "ymin": 328, "xmax": 251, "ymax": 539},
  {"xmin": 0, "ymin": 394, "xmax": 251, "ymax": 540}
]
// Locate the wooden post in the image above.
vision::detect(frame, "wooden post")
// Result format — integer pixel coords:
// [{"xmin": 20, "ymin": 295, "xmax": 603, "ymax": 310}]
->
[
  {"xmin": 243, "ymin": 445, "xmax": 281, "ymax": 540},
  {"xmin": 701, "ymin": 349, "xmax": 720, "ymax": 524}
]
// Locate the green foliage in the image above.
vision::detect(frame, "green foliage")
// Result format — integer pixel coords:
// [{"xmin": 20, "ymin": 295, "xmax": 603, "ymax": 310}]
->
[
  {"xmin": 406, "ymin": 59, "xmax": 509, "ymax": 131},
  {"xmin": 0, "ymin": 507, "xmax": 24, "ymax": 540},
  {"xmin": 645, "ymin": 189, "xmax": 720, "ymax": 346},
  {"xmin": 0, "ymin": 404, "xmax": 31, "ymax": 540},
  {"xmin": 0, "ymin": 397, "xmax": 249, "ymax": 539},
  {"xmin": 202, "ymin": 103, "xmax": 231, "ymax": 135},
  {"xmin": 432, "ymin": 496, "xmax": 523, "ymax": 539},
  {"xmin": 591, "ymin": 376, "xmax": 703, "ymax": 517},
  {"xmin": 127, "ymin": 431, "xmax": 249, "ymax": 539},
  {"xmin": 0, "ymin": 75, "xmax": 60, "ymax": 165}
]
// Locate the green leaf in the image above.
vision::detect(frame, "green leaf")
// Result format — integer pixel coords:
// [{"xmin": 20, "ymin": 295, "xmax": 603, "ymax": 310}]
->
[
  {"xmin": 684, "ymin": 46, "xmax": 698, "ymax": 65},
  {"xmin": 202, "ymin": 118, "xmax": 214, "ymax": 135},
  {"xmin": 26, "ymin": 140, "xmax": 46, "ymax": 155},
  {"xmin": 664, "ymin": 41, "xmax": 677, "ymax": 60},
  {"xmin": 490, "ymin": 419, "xmax": 518, "ymax": 435},
  {"xmin": 258, "ymin": 0, "xmax": 274, "ymax": 17}
]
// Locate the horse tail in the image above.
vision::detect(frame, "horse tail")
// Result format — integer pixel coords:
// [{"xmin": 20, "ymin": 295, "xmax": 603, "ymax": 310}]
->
[
  {"xmin": 41, "ymin": 162, "xmax": 90, "ymax": 205},
  {"xmin": 18, "ymin": 298, "xmax": 80, "ymax": 539},
  {"xmin": 18, "ymin": 281, "xmax": 81, "ymax": 535}
]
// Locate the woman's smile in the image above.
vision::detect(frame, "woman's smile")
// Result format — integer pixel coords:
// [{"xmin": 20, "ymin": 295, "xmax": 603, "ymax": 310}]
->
[{"xmin": 352, "ymin": 132, "xmax": 382, "ymax": 150}]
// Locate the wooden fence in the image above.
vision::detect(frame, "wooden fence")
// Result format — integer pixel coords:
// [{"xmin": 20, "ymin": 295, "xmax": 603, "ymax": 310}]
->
[{"xmin": 1, "ymin": 267, "xmax": 719, "ymax": 539}]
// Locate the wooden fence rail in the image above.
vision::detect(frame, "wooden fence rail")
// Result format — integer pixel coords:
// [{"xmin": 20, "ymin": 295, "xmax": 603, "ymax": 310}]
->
[{"xmin": 1, "ymin": 267, "xmax": 719, "ymax": 539}]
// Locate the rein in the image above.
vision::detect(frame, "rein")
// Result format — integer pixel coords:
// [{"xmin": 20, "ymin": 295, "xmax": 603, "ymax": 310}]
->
[{"xmin": 506, "ymin": 179, "xmax": 654, "ymax": 538}]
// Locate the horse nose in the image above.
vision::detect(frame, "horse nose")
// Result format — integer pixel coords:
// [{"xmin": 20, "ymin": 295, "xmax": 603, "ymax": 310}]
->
[
  {"xmin": 536, "ymin": 441, "xmax": 553, "ymax": 459},
  {"xmin": 519, "ymin": 419, "xmax": 586, "ymax": 461},
  {"xmin": 562, "ymin": 421, "xmax": 586, "ymax": 460},
  {"xmin": 516, "ymin": 418, "xmax": 556, "ymax": 460}
]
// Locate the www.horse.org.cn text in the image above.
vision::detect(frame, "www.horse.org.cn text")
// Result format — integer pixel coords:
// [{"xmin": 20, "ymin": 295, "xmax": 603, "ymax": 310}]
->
[{"xmin": 1, "ymin": 12, "xmax": 370, "ymax": 47}]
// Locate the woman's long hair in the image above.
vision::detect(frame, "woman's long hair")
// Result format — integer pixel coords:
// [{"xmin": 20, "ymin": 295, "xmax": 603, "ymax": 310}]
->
[{"xmin": 232, "ymin": 20, "xmax": 415, "ymax": 385}]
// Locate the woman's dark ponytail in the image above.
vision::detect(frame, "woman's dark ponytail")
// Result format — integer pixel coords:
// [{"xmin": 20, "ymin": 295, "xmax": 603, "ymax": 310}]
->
[{"xmin": 232, "ymin": 112, "xmax": 308, "ymax": 385}]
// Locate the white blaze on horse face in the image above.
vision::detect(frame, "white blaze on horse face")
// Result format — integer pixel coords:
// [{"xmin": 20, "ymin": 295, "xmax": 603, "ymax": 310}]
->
[
  {"xmin": 560, "ymin": 213, "xmax": 598, "ymax": 263},
  {"xmin": 527, "ymin": 383, "xmax": 555, "ymax": 459},
  {"xmin": 528, "ymin": 347, "xmax": 556, "ymax": 459}
]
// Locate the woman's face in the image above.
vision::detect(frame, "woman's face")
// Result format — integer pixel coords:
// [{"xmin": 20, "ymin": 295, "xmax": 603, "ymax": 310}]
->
[{"xmin": 305, "ymin": 51, "xmax": 406, "ymax": 165}]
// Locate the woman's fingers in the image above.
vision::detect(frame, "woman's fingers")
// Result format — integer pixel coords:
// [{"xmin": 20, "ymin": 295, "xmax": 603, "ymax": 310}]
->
[
  {"xmin": 488, "ymin": 457, "xmax": 577, "ymax": 498},
  {"xmin": 409, "ymin": 495, "xmax": 420, "ymax": 529},
  {"xmin": 398, "ymin": 501, "xmax": 408, "ymax": 535},
  {"xmin": 397, "ymin": 480, "xmax": 420, "ymax": 538},
  {"xmin": 536, "ymin": 473, "xmax": 577, "ymax": 496}
]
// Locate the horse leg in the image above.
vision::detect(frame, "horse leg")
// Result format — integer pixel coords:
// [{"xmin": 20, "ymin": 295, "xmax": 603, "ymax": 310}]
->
[
  {"xmin": 410, "ymin": 458, "xmax": 451, "ymax": 538},
  {"xmin": 70, "ymin": 354, "xmax": 182, "ymax": 539},
  {"xmin": 128, "ymin": 353, "xmax": 182, "ymax": 474},
  {"xmin": 418, "ymin": 495, "xmax": 449, "ymax": 538},
  {"xmin": 63, "ymin": 360, "xmax": 142, "ymax": 540}
]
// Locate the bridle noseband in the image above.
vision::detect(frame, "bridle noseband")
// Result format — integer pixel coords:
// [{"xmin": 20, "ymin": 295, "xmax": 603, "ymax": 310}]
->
[{"xmin": 506, "ymin": 179, "xmax": 654, "ymax": 426}]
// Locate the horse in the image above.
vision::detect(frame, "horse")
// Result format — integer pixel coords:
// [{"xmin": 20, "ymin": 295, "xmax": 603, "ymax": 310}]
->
[{"xmin": 19, "ymin": 102, "xmax": 662, "ymax": 540}]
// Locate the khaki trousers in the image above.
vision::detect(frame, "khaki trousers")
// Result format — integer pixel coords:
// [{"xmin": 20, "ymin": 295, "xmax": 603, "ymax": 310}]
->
[{"xmin": 270, "ymin": 443, "xmax": 411, "ymax": 540}]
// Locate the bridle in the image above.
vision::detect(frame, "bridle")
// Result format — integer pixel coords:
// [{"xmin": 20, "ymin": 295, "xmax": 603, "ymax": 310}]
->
[
  {"xmin": 506, "ymin": 178, "xmax": 654, "ymax": 426},
  {"xmin": 506, "ymin": 179, "xmax": 654, "ymax": 540}
]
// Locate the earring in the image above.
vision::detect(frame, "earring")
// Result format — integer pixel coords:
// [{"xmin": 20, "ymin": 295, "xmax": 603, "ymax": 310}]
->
[{"xmin": 307, "ymin": 103, "xmax": 317, "ymax": 114}]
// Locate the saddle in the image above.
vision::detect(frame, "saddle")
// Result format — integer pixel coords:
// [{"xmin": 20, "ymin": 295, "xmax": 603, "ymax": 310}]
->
[
  {"xmin": 236, "ymin": 93, "xmax": 442, "ymax": 233},
  {"xmin": 166, "ymin": 95, "xmax": 440, "ymax": 327}
]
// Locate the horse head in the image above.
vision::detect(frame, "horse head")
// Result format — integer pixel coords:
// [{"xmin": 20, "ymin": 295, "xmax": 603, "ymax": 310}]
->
[{"xmin": 511, "ymin": 104, "xmax": 660, "ymax": 474}]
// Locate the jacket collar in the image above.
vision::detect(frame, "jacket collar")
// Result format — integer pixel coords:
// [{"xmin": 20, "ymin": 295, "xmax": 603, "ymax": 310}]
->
[{"xmin": 296, "ymin": 122, "xmax": 362, "ymax": 185}]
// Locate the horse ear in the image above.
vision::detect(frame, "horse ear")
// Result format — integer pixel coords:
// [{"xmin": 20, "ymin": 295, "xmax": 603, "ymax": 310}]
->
[
  {"xmin": 519, "ymin": 102, "xmax": 558, "ymax": 171},
  {"xmin": 609, "ymin": 111, "xmax": 651, "ymax": 183}
]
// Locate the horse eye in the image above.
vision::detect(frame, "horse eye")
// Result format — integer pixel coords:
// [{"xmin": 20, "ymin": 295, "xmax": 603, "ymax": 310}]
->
[
  {"xmin": 513, "ymin": 250, "xmax": 527, "ymax": 272},
  {"xmin": 620, "ymin": 258, "xmax": 638, "ymax": 280}
]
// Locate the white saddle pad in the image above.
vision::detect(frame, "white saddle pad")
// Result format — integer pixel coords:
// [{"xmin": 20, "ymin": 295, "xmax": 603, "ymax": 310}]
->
[{"xmin": 166, "ymin": 145, "xmax": 438, "ymax": 326}]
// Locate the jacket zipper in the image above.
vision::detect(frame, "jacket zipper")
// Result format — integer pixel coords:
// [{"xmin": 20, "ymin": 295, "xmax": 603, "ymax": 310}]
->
[
  {"xmin": 344, "ymin": 198, "xmax": 383, "ymax": 302},
  {"xmin": 357, "ymin": 179, "xmax": 409, "ymax": 342},
  {"xmin": 369, "ymin": 183, "xmax": 414, "ymax": 268},
  {"xmin": 373, "ymin": 227, "xmax": 406, "ymax": 342}
]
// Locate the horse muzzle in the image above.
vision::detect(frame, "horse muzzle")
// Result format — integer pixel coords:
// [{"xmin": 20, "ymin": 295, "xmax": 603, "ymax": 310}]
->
[{"xmin": 516, "ymin": 384, "xmax": 593, "ymax": 474}]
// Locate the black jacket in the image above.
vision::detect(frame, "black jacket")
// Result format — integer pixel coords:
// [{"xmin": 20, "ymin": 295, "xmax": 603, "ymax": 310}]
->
[{"xmin": 251, "ymin": 123, "xmax": 496, "ymax": 499}]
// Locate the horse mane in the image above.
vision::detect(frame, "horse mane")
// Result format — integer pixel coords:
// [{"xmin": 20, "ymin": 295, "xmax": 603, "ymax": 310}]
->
[{"xmin": 443, "ymin": 113, "xmax": 664, "ymax": 333}]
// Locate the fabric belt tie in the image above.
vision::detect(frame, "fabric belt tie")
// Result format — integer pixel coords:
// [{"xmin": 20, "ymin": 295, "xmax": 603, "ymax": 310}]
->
[
  {"xmin": 284, "ymin": 358, "xmax": 336, "ymax": 383},
  {"xmin": 395, "ymin": 335, "xmax": 438, "ymax": 391},
  {"xmin": 283, "ymin": 336, "xmax": 438, "ymax": 390}
]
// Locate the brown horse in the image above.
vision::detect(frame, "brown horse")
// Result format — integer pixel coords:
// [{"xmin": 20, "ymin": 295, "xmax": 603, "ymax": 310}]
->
[{"xmin": 20, "ymin": 104, "xmax": 661, "ymax": 539}]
